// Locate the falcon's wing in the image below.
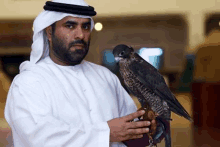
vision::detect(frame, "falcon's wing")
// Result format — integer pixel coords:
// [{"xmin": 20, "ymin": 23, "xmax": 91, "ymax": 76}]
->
[{"xmin": 129, "ymin": 53, "xmax": 192, "ymax": 121}]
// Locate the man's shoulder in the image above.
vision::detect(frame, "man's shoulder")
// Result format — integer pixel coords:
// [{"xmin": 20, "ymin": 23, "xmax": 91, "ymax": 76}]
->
[
  {"xmin": 13, "ymin": 70, "xmax": 43, "ymax": 86},
  {"xmin": 13, "ymin": 60, "xmax": 51, "ymax": 86}
]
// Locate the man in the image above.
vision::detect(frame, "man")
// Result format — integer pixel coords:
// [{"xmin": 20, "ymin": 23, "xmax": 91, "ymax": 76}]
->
[{"xmin": 4, "ymin": 0, "xmax": 159, "ymax": 146}]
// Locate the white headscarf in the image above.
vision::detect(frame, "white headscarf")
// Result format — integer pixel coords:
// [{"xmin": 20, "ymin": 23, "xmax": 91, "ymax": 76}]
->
[{"xmin": 20, "ymin": 0, "xmax": 95, "ymax": 72}]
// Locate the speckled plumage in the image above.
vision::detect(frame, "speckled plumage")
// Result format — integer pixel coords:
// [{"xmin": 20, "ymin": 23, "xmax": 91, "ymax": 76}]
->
[
  {"xmin": 113, "ymin": 44, "xmax": 192, "ymax": 147},
  {"xmin": 119, "ymin": 53, "xmax": 170, "ymax": 119}
]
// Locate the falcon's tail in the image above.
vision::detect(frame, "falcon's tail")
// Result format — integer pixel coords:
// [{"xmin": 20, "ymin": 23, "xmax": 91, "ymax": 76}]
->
[{"xmin": 171, "ymin": 93, "xmax": 193, "ymax": 122}]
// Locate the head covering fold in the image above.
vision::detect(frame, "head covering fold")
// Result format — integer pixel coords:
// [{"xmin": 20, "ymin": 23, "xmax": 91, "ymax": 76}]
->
[{"xmin": 20, "ymin": 0, "xmax": 96, "ymax": 72}]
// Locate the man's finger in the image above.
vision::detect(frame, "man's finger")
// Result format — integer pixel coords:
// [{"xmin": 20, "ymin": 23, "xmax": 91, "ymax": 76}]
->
[
  {"xmin": 129, "ymin": 134, "xmax": 144, "ymax": 140},
  {"xmin": 127, "ymin": 128, "xmax": 150, "ymax": 135},
  {"xmin": 123, "ymin": 110, "xmax": 145, "ymax": 122},
  {"xmin": 123, "ymin": 134, "xmax": 144, "ymax": 141},
  {"xmin": 126, "ymin": 121, "xmax": 151, "ymax": 129}
]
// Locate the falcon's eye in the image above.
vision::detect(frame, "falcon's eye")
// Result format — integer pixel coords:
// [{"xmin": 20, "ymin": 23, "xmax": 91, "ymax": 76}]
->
[{"xmin": 119, "ymin": 51, "xmax": 125, "ymax": 56}]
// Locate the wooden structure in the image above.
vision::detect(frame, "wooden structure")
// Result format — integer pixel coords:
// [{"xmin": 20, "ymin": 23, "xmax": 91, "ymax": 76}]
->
[
  {"xmin": 192, "ymin": 30, "xmax": 220, "ymax": 146},
  {"xmin": 193, "ymin": 45, "xmax": 220, "ymax": 82}
]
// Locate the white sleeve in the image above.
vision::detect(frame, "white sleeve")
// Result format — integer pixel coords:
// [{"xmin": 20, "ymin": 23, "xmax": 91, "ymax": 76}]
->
[{"xmin": 4, "ymin": 76, "xmax": 110, "ymax": 147}]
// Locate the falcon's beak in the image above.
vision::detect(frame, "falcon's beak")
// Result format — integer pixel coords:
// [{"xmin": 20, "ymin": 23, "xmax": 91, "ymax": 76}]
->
[{"xmin": 114, "ymin": 57, "xmax": 122, "ymax": 62}]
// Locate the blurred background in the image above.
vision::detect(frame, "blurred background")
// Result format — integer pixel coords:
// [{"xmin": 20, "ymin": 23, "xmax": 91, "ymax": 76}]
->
[{"xmin": 1, "ymin": 0, "xmax": 220, "ymax": 146}]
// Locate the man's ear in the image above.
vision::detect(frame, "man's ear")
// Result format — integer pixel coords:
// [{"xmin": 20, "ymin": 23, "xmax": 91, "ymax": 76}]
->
[{"xmin": 45, "ymin": 26, "xmax": 52, "ymax": 42}]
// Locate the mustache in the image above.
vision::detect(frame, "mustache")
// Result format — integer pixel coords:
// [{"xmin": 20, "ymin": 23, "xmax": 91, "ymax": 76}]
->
[{"xmin": 68, "ymin": 40, "xmax": 88, "ymax": 49}]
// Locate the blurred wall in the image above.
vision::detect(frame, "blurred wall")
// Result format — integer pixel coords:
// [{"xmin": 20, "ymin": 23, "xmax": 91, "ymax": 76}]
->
[
  {"xmin": 87, "ymin": 15, "xmax": 187, "ymax": 73},
  {"xmin": 1, "ymin": 0, "xmax": 220, "ymax": 52}
]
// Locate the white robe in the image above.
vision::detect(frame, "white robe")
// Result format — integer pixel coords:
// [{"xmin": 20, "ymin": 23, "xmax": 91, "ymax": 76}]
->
[{"xmin": 4, "ymin": 57, "xmax": 137, "ymax": 147}]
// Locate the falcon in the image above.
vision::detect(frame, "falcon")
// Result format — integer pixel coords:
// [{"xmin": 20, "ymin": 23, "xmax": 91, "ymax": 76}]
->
[{"xmin": 113, "ymin": 44, "xmax": 192, "ymax": 147}]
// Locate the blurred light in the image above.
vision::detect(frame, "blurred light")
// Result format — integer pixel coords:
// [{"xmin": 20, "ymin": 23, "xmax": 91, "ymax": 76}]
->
[
  {"xmin": 102, "ymin": 50, "xmax": 118, "ymax": 73},
  {"xmin": 32, "ymin": 26, "xmax": 34, "ymax": 31},
  {"xmin": 138, "ymin": 48, "xmax": 163, "ymax": 69},
  {"xmin": 103, "ymin": 50, "xmax": 115, "ymax": 64},
  {"xmin": 95, "ymin": 22, "xmax": 103, "ymax": 31},
  {"xmin": 139, "ymin": 48, "xmax": 163, "ymax": 56}
]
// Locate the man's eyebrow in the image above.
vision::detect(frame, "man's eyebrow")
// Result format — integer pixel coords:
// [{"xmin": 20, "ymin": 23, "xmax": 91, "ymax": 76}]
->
[
  {"xmin": 64, "ymin": 21, "xmax": 78, "ymax": 25},
  {"xmin": 64, "ymin": 20, "xmax": 91, "ymax": 25},
  {"xmin": 83, "ymin": 21, "xmax": 91, "ymax": 25}
]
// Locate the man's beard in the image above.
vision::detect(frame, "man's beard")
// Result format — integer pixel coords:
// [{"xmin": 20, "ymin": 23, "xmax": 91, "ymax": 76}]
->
[{"xmin": 51, "ymin": 34, "xmax": 90, "ymax": 66}]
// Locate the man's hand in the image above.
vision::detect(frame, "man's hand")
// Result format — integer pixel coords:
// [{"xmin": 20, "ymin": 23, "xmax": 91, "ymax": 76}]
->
[{"xmin": 107, "ymin": 110, "xmax": 152, "ymax": 142}]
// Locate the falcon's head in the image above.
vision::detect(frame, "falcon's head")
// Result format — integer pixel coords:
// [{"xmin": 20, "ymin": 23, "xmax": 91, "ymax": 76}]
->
[{"xmin": 113, "ymin": 44, "xmax": 134, "ymax": 62}]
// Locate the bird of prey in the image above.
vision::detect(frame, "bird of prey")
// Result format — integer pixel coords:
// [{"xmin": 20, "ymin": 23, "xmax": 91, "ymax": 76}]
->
[{"xmin": 113, "ymin": 44, "xmax": 192, "ymax": 147}]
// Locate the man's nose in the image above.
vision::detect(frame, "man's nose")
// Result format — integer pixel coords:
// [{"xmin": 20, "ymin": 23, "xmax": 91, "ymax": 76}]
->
[{"xmin": 74, "ymin": 27, "xmax": 85, "ymax": 40}]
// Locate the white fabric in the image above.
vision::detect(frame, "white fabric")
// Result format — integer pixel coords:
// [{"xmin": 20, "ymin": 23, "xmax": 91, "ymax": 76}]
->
[
  {"xmin": 5, "ymin": 0, "xmax": 138, "ymax": 146},
  {"xmin": 5, "ymin": 57, "xmax": 137, "ymax": 147},
  {"xmin": 20, "ymin": 0, "xmax": 95, "ymax": 72}
]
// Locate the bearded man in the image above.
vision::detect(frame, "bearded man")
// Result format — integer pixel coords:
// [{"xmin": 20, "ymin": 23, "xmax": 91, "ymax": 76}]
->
[{"xmin": 4, "ymin": 0, "xmax": 159, "ymax": 146}]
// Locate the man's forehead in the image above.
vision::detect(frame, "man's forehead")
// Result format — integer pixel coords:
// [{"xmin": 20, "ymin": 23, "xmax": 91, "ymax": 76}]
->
[{"xmin": 59, "ymin": 16, "xmax": 91, "ymax": 24}]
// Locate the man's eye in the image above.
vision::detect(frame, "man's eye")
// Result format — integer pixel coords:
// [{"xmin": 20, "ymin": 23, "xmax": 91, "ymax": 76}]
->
[
  {"xmin": 83, "ymin": 25, "xmax": 90, "ymax": 30},
  {"xmin": 66, "ymin": 25, "xmax": 74, "ymax": 29}
]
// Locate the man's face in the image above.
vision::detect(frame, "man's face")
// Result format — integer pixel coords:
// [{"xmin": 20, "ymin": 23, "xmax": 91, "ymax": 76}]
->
[{"xmin": 49, "ymin": 16, "xmax": 91, "ymax": 66}]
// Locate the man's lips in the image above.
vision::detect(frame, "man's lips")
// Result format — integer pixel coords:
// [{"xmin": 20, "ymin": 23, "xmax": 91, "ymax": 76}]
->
[{"xmin": 70, "ymin": 44, "xmax": 85, "ymax": 50}]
